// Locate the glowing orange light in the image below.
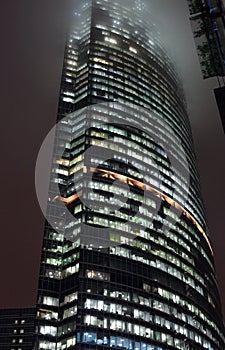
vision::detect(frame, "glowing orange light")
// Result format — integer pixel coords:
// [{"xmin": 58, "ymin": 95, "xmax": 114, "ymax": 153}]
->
[
  {"xmin": 55, "ymin": 165, "xmax": 213, "ymax": 255},
  {"xmin": 90, "ymin": 167, "xmax": 213, "ymax": 255},
  {"xmin": 60, "ymin": 191, "xmax": 82, "ymax": 205}
]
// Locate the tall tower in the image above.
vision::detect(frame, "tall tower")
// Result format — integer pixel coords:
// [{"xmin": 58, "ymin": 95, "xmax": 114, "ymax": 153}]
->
[{"xmin": 34, "ymin": 1, "xmax": 225, "ymax": 349}]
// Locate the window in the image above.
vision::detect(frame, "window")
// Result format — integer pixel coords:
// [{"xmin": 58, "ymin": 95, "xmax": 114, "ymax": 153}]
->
[
  {"xmin": 64, "ymin": 292, "xmax": 78, "ymax": 304},
  {"xmin": 40, "ymin": 325, "xmax": 57, "ymax": 336},
  {"xmin": 43, "ymin": 296, "xmax": 59, "ymax": 306},
  {"xmin": 38, "ymin": 309, "xmax": 58, "ymax": 320},
  {"xmin": 63, "ymin": 305, "xmax": 77, "ymax": 319},
  {"xmin": 105, "ymin": 36, "xmax": 117, "ymax": 45},
  {"xmin": 129, "ymin": 47, "xmax": 137, "ymax": 54},
  {"xmin": 85, "ymin": 269, "xmax": 110, "ymax": 281},
  {"xmin": 39, "ymin": 341, "xmax": 56, "ymax": 350},
  {"xmin": 84, "ymin": 315, "xmax": 97, "ymax": 326},
  {"xmin": 66, "ymin": 337, "xmax": 76, "ymax": 348},
  {"xmin": 143, "ymin": 283, "xmax": 151, "ymax": 292}
]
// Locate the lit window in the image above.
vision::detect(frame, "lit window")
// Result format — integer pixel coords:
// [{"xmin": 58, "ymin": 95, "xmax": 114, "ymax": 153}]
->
[
  {"xmin": 62, "ymin": 97, "xmax": 75, "ymax": 103},
  {"xmin": 39, "ymin": 341, "xmax": 56, "ymax": 350},
  {"xmin": 37, "ymin": 309, "xmax": 58, "ymax": 320},
  {"xmin": 63, "ymin": 305, "xmax": 77, "ymax": 319},
  {"xmin": 40, "ymin": 325, "xmax": 57, "ymax": 336},
  {"xmin": 43, "ymin": 296, "xmax": 59, "ymax": 306},
  {"xmin": 84, "ymin": 315, "xmax": 98, "ymax": 326},
  {"xmin": 105, "ymin": 37, "xmax": 117, "ymax": 45},
  {"xmin": 86, "ymin": 269, "xmax": 110, "ymax": 281},
  {"xmin": 64, "ymin": 292, "xmax": 78, "ymax": 304},
  {"xmin": 129, "ymin": 47, "xmax": 137, "ymax": 54},
  {"xmin": 143, "ymin": 283, "xmax": 151, "ymax": 292}
]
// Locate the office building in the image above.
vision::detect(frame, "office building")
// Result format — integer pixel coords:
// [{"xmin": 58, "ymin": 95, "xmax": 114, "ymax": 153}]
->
[{"xmin": 34, "ymin": 1, "xmax": 225, "ymax": 349}]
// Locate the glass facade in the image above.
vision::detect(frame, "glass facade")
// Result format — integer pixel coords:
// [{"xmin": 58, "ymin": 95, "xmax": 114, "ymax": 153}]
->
[{"xmin": 34, "ymin": 1, "xmax": 225, "ymax": 350}]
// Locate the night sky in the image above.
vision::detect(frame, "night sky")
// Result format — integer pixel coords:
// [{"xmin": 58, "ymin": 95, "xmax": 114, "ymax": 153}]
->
[{"xmin": 1, "ymin": 0, "xmax": 225, "ymax": 319}]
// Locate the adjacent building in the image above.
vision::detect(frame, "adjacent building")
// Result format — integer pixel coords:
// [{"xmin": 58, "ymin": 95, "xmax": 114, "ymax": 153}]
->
[
  {"xmin": 187, "ymin": 0, "xmax": 225, "ymax": 79},
  {"xmin": 33, "ymin": 1, "xmax": 225, "ymax": 349},
  {"xmin": 0, "ymin": 308, "xmax": 35, "ymax": 350},
  {"xmin": 187, "ymin": 0, "xmax": 225, "ymax": 131}
]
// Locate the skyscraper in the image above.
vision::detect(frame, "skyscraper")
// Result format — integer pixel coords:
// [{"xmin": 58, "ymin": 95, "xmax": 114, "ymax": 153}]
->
[{"xmin": 34, "ymin": 1, "xmax": 225, "ymax": 349}]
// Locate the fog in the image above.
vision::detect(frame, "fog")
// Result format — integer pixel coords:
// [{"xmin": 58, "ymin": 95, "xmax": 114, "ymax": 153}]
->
[{"xmin": 0, "ymin": 0, "xmax": 224, "ymax": 315}]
